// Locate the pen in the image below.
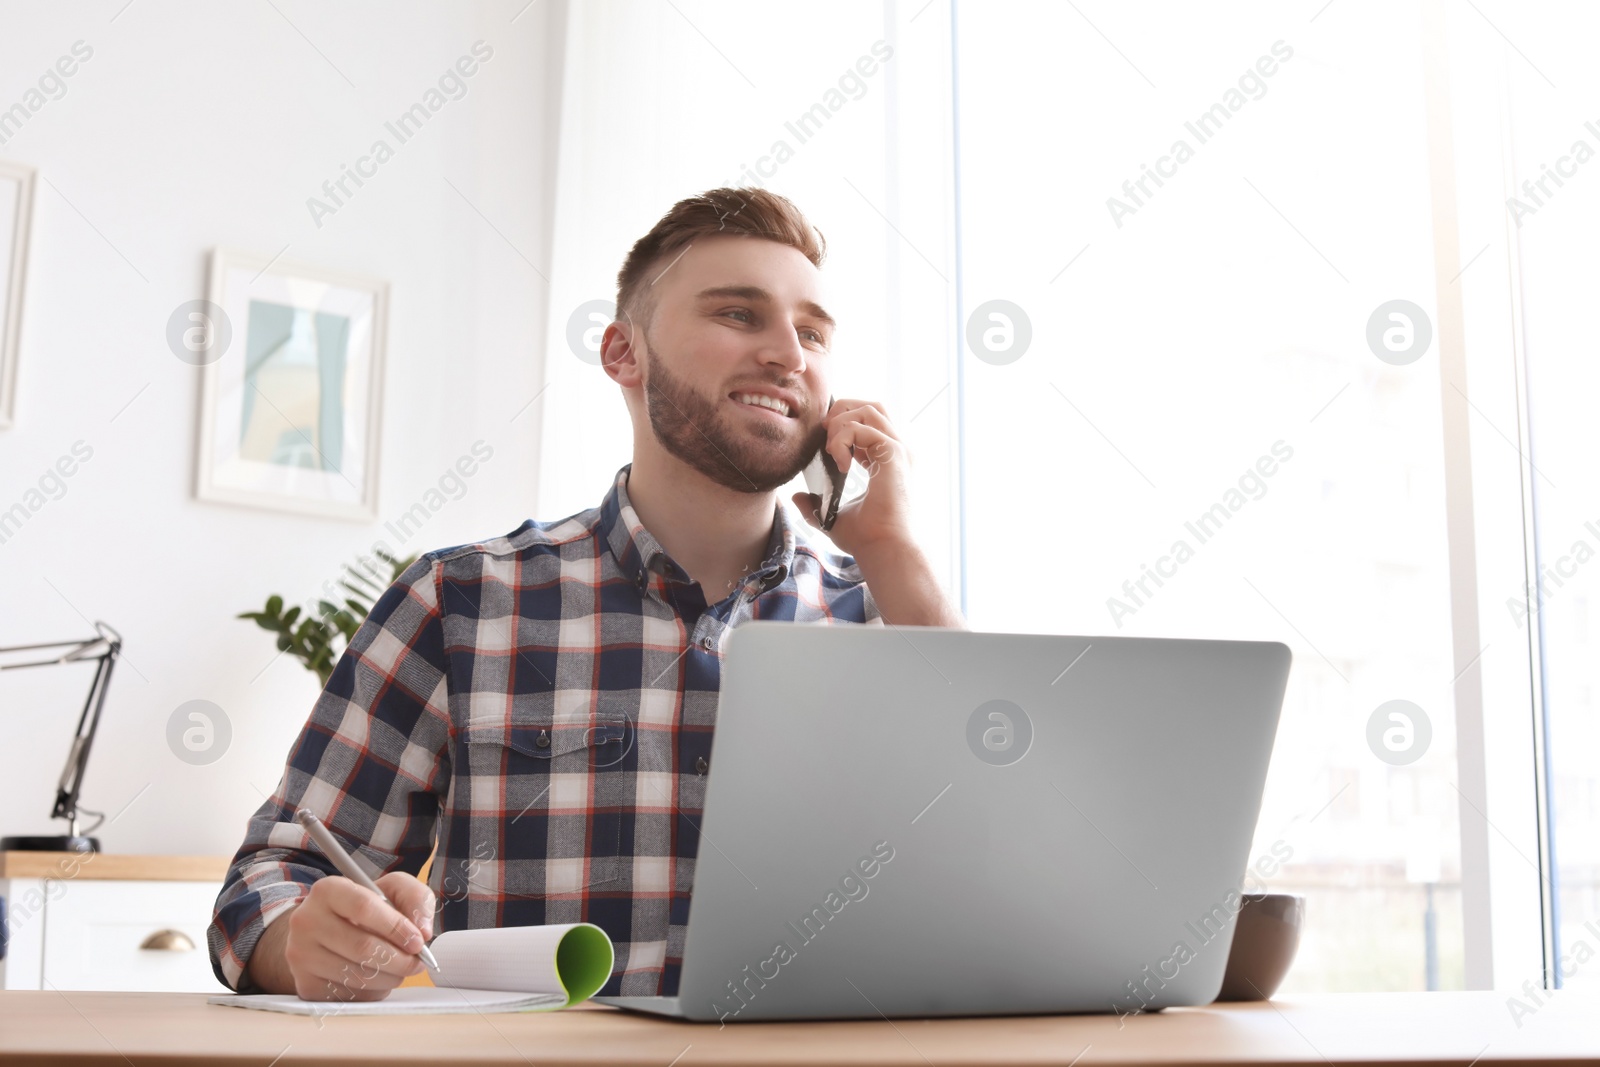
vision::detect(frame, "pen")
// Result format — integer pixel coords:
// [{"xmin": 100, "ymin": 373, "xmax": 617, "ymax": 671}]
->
[{"xmin": 294, "ymin": 808, "xmax": 442, "ymax": 974}]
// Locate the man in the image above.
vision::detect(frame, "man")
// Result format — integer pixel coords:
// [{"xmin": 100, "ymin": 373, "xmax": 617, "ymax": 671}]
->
[{"xmin": 208, "ymin": 187, "xmax": 963, "ymax": 1001}]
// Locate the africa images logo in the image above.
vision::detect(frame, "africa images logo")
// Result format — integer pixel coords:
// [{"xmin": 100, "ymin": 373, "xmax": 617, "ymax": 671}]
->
[{"xmin": 966, "ymin": 699, "xmax": 1033, "ymax": 766}]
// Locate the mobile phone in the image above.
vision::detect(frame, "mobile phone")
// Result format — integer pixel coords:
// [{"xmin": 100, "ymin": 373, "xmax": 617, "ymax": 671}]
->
[{"xmin": 802, "ymin": 395, "xmax": 846, "ymax": 531}]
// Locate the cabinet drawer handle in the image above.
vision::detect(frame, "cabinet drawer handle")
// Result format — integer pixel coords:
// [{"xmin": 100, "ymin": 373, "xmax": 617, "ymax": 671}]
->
[{"xmin": 139, "ymin": 929, "xmax": 196, "ymax": 952}]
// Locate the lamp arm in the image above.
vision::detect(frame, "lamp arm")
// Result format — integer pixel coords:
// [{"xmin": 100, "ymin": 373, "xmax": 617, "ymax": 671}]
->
[
  {"xmin": 50, "ymin": 637, "xmax": 120, "ymax": 831},
  {"xmin": 0, "ymin": 638, "xmax": 107, "ymax": 670}
]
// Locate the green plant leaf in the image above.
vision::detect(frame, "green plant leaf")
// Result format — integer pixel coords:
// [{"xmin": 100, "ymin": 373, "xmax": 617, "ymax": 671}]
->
[
  {"xmin": 242, "ymin": 550, "xmax": 424, "ymax": 686},
  {"xmin": 338, "ymin": 577, "xmax": 375, "ymax": 602},
  {"xmin": 341, "ymin": 566, "xmax": 383, "ymax": 596}
]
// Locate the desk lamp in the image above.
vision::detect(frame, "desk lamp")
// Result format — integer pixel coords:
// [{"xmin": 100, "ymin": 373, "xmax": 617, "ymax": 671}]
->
[{"xmin": 0, "ymin": 621, "xmax": 123, "ymax": 853}]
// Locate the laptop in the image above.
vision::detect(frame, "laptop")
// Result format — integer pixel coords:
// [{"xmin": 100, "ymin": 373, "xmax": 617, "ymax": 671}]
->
[{"xmin": 594, "ymin": 623, "xmax": 1291, "ymax": 1022}]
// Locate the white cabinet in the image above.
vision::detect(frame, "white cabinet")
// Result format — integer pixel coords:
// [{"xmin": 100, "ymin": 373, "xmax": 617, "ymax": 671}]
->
[
  {"xmin": 0, "ymin": 853, "xmax": 230, "ymax": 993},
  {"xmin": 41, "ymin": 880, "xmax": 222, "ymax": 992}
]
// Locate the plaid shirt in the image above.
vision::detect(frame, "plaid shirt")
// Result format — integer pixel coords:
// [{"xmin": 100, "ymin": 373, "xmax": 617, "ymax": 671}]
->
[{"xmin": 209, "ymin": 465, "xmax": 881, "ymax": 996}]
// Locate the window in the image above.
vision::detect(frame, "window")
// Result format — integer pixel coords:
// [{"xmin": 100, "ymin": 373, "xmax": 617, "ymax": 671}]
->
[{"xmin": 952, "ymin": 0, "xmax": 1466, "ymax": 990}]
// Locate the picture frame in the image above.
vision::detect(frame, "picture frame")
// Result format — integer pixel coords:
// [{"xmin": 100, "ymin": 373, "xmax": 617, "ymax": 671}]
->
[
  {"xmin": 196, "ymin": 248, "xmax": 388, "ymax": 521},
  {"xmin": 0, "ymin": 159, "xmax": 35, "ymax": 430}
]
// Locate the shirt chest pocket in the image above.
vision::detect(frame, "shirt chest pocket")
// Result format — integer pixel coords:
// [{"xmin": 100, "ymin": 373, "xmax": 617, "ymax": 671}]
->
[
  {"xmin": 463, "ymin": 707, "xmax": 636, "ymax": 786},
  {"xmin": 461, "ymin": 709, "xmax": 635, "ymax": 890}
]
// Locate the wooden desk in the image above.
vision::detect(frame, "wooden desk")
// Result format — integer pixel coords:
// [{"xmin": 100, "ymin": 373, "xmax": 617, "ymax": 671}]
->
[{"xmin": 0, "ymin": 990, "xmax": 1596, "ymax": 1065}]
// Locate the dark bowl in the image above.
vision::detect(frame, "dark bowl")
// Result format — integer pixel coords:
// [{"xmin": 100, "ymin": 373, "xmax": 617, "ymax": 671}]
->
[{"xmin": 1216, "ymin": 893, "xmax": 1304, "ymax": 1001}]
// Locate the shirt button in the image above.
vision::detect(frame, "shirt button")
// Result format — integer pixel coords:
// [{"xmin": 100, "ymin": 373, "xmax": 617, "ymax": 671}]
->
[
  {"xmin": 695, "ymin": 757, "xmax": 708, "ymax": 775},
  {"xmin": 701, "ymin": 634, "xmax": 716, "ymax": 650},
  {"xmin": 535, "ymin": 730, "xmax": 551, "ymax": 749}
]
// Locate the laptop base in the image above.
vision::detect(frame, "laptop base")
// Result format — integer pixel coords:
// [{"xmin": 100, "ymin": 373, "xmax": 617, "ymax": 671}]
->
[{"xmin": 592, "ymin": 996, "xmax": 686, "ymax": 1018}]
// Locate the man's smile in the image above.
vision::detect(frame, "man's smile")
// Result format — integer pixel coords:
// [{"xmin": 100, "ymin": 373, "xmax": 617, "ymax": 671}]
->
[
  {"xmin": 729, "ymin": 392, "xmax": 796, "ymax": 420},
  {"xmin": 726, "ymin": 383, "xmax": 800, "ymax": 415}
]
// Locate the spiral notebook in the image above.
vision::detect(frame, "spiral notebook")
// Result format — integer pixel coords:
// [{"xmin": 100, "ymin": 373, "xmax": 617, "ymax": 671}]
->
[{"xmin": 208, "ymin": 922, "xmax": 614, "ymax": 1016}]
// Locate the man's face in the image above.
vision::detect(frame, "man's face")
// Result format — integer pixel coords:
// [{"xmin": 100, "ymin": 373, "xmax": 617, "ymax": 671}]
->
[{"xmin": 629, "ymin": 235, "xmax": 834, "ymax": 493}]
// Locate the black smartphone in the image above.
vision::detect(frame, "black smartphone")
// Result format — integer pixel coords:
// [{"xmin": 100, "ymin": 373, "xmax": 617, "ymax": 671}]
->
[{"xmin": 802, "ymin": 395, "xmax": 846, "ymax": 530}]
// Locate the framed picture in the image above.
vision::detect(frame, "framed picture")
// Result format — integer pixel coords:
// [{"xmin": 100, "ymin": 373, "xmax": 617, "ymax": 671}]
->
[
  {"xmin": 0, "ymin": 159, "xmax": 35, "ymax": 430},
  {"xmin": 196, "ymin": 248, "xmax": 388, "ymax": 521}
]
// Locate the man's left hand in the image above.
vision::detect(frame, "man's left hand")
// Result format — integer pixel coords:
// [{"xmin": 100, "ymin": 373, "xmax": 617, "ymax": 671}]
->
[{"xmin": 792, "ymin": 397, "xmax": 914, "ymax": 557}]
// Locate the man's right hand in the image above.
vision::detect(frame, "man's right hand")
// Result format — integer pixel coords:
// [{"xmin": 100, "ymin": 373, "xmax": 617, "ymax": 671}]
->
[{"xmin": 244, "ymin": 871, "xmax": 435, "ymax": 1001}]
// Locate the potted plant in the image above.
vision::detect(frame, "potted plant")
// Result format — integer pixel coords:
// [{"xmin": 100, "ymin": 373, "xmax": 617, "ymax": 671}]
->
[{"xmin": 238, "ymin": 548, "xmax": 418, "ymax": 685}]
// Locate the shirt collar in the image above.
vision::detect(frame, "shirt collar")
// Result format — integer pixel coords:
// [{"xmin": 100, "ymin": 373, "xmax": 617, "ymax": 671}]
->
[{"xmin": 600, "ymin": 464, "xmax": 796, "ymax": 594}]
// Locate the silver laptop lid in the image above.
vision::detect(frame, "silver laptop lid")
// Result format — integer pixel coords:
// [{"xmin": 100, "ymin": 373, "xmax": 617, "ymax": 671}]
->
[{"xmin": 674, "ymin": 625, "xmax": 1290, "ymax": 1022}]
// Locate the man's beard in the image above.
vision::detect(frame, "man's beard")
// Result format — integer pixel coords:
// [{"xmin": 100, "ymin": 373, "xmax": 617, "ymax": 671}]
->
[{"xmin": 643, "ymin": 342, "xmax": 824, "ymax": 494}]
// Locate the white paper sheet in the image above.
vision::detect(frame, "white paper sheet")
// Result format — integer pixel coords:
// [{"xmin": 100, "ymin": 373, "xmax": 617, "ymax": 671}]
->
[{"xmin": 208, "ymin": 986, "xmax": 566, "ymax": 1016}]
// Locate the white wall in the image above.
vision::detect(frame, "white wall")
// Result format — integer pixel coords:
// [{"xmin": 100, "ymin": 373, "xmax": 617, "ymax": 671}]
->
[{"xmin": 0, "ymin": 0, "xmax": 564, "ymax": 856}]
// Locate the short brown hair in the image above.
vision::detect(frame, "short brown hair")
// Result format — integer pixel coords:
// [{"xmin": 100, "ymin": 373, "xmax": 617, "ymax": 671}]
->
[{"xmin": 615, "ymin": 187, "xmax": 827, "ymax": 330}]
